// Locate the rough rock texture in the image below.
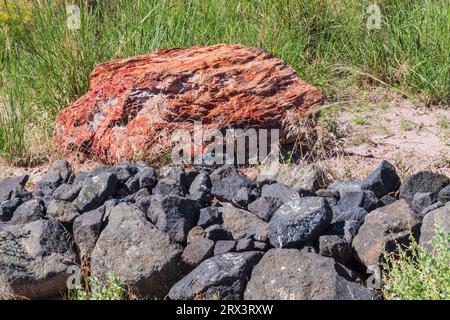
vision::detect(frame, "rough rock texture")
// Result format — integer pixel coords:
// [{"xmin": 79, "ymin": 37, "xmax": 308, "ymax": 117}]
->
[
  {"xmin": 352, "ymin": 199, "xmax": 421, "ymax": 268},
  {"xmin": 0, "ymin": 175, "xmax": 28, "ymax": 202},
  {"xmin": 73, "ymin": 206, "xmax": 105, "ymax": 259},
  {"xmin": 9, "ymin": 199, "xmax": 45, "ymax": 225},
  {"xmin": 0, "ymin": 219, "xmax": 77, "ymax": 299},
  {"xmin": 181, "ymin": 238, "xmax": 215, "ymax": 267},
  {"xmin": 244, "ymin": 249, "xmax": 379, "ymax": 300},
  {"xmin": 91, "ymin": 203, "xmax": 184, "ymax": 298},
  {"xmin": 169, "ymin": 251, "xmax": 263, "ymax": 300},
  {"xmin": 268, "ymin": 197, "xmax": 332, "ymax": 248},
  {"xmin": 399, "ymin": 171, "xmax": 450, "ymax": 203},
  {"xmin": 257, "ymin": 164, "xmax": 325, "ymax": 191},
  {"xmin": 55, "ymin": 44, "xmax": 323, "ymax": 163},
  {"xmin": 420, "ymin": 202, "xmax": 450, "ymax": 252}
]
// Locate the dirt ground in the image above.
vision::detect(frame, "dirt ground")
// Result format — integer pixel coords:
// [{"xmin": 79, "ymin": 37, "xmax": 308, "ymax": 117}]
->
[{"xmin": 1, "ymin": 89, "xmax": 449, "ymax": 187}]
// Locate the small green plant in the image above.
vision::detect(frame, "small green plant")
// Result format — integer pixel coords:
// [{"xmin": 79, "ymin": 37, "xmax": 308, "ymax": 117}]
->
[
  {"xmin": 381, "ymin": 225, "xmax": 450, "ymax": 300},
  {"xmin": 67, "ymin": 273, "xmax": 127, "ymax": 300},
  {"xmin": 352, "ymin": 133, "xmax": 368, "ymax": 146},
  {"xmin": 351, "ymin": 115, "xmax": 368, "ymax": 126}
]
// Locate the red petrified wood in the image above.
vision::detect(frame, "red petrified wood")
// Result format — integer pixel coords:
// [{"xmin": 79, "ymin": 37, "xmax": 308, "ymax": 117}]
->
[{"xmin": 55, "ymin": 44, "xmax": 323, "ymax": 163}]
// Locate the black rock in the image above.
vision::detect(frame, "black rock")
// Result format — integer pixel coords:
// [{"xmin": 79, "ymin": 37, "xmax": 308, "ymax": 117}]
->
[
  {"xmin": 188, "ymin": 172, "xmax": 212, "ymax": 203},
  {"xmin": 37, "ymin": 160, "xmax": 71, "ymax": 195},
  {"xmin": 181, "ymin": 238, "xmax": 215, "ymax": 267},
  {"xmin": 136, "ymin": 195, "xmax": 152, "ymax": 213},
  {"xmin": 52, "ymin": 183, "xmax": 82, "ymax": 202},
  {"xmin": 236, "ymin": 238, "xmax": 254, "ymax": 252},
  {"xmin": 268, "ymin": 197, "xmax": 332, "ymax": 248},
  {"xmin": 89, "ymin": 165, "xmax": 133, "ymax": 183},
  {"xmin": 331, "ymin": 206, "xmax": 368, "ymax": 224},
  {"xmin": 211, "ymin": 168, "xmax": 255, "ymax": 202},
  {"xmin": 0, "ymin": 197, "xmax": 23, "ymax": 222},
  {"xmin": 10, "ymin": 199, "xmax": 44, "ymax": 225},
  {"xmin": 46, "ymin": 199, "xmax": 80, "ymax": 225},
  {"xmin": 205, "ymin": 225, "xmax": 233, "ymax": 241},
  {"xmin": 214, "ymin": 240, "xmax": 236, "ymax": 255},
  {"xmin": 437, "ymin": 185, "xmax": 450, "ymax": 204},
  {"xmin": 411, "ymin": 192, "xmax": 435, "ymax": 216},
  {"xmin": 125, "ymin": 167, "xmax": 157, "ymax": 193},
  {"xmin": 197, "ymin": 206, "xmax": 221, "ymax": 228},
  {"xmin": 399, "ymin": 171, "xmax": 450, "ymax": 203},
  {"xmin": 73, "ymin": 172, "xmax": 118, "ymax": 213},
  {"xmin": 0, "ymin": 175, "xmax": 29, "ymax": 202},
  {"xmin": 421, "ymin": 201, "xmax": 444, "ymax": 217},
  {"xmin": 133, "ymin": 187, "xmax": 151, "ymax": 201},
  {"xmin": 73, "ymin": 206, "xmax": 105, "ymax": 259},
  {"xmin": 231, "ymin": 187, "xmax": 252, "ymax": 208},
  {"xmin": 148, "ymin": 195, "xmax": 200, "ymax": 243},
  {"xmin": 247, "ymin": 196, "xmax": 282, "ymax": 222},
  {"xmin": 339, "ymin": 190, "xmax": 382, "ymax": 212},
  {"xmin": 153, "ymin": 178, "xmax": 185, "ymax": 197},
  {"xmin": 260, "ymin": 183, "xmax": 297, "ymax": 204},
  {"xmin": 298, "ymin": 188, "xmax": 317, "ymax": 197},
  {"xmin": 319, "ymin": 235, "xmax": 352, "ymax": 265},
  {"xmin": 169, "ymin": 251, "xmax": 263, "ymax": 300},
  {"xmin": 380, "ymin": 194, "xmax": 397, "ymax": 206}
]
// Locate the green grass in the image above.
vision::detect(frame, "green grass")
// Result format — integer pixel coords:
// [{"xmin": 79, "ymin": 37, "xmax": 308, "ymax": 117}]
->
[
  {"xmin": 67, "ymin": 273, "xmax": 127, "ymax": 300},
  {"xmin": 381, "ymin": 225, "xmax": 450, "ymax": 300},
  {"xmin": 0, "ymin": 0, "xmax": 448, "ymax": 163}
]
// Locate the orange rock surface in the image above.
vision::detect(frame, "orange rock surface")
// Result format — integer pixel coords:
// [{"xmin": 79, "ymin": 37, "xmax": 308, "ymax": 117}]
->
[{"xmin": 55, "ymin": 44, "xmax": 323, "ymax": 163}]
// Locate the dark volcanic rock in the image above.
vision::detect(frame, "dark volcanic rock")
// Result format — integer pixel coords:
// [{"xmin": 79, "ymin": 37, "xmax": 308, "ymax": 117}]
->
[
  {"xmin": 0, "ymin": 219, "xmax": 77, "ymax": 299},
  {"xmin": 399, "ymin": 171, "xmax": 449, "ymax": 203},
  {"xmin": 125, "ymin": 167, "xmax": 157, "ymax": 193},
  {"xmin": 236, "ymin": 238, "xmax": 254, "ymax": 252},
  {"xmin": 153, "ymin": 178, "xmax": 186, "ymax": 197},
  {"xmin": 211, "ymin": 168, "xmax": 255, "ymax": 202},
  {"xmin": 214, "ymin": 240, "xmax": 236, "ymax": 255},
  {"xmin": 10, "ymin": 199, "xmax": 44, "ymax": 225},
  {"xmin": 437, "ymin": 185, "xmax": 450, "ymax": 204},
  {"xmin": 188, "ymin": 172, "xmax": 212, "ymax": 203},
  {"xmin": 0, "ymin": 175, "xmax": 28, "ymax": 202},
  {"xmin": 169, "ymin": 251, "xmax": 263, "ymax": 300},
  {"xmin": 197, "ymin": 206, "xmax": 221, "ymax": 228},
  {"xmin": 181, "ymin": 238, "xmax": 215, "ymax": 267},
  {"xmin": 91, "ymin": 203, "xmax": 184, "ymax": 298},
  {"xmin": 148, "ymin": 195, "xmax": 200, "ymax": 243},
  {"xmin": 46, "ymin": 200, "xmax": 80, "ymax": 225},
  {"xmin": 411, "ymin": 192, "xmax": 435, "ymax": 216},
  {"xmin": 268, "ymin": 197, "xmax": 332, "ymax": 248},
  {"xmin": 420, "ymin": 202, "xmax": 450, "ymax": 252},
  {"xmin": 204, "ymin": 225, "xmax": 233, "ymax": 241},
  {"xmin": 319, "ymin": 235, "xmax": 352, "ymax": 265},
  {"xmin": 0, "ymin": 197, "xmax": 23, "ymax": 222},
  {"xmin": 352, "ymin": 199, "xmax": 421, "ymax": 267},
  {"xmin": 260, "ymin": 183, "xmax": 298, "ymax": 204},
  {"xmin": 73, "ymin": 172, "xmax": 118, "ymax": 212},
  {"xmin": 244, "ymin": 249, "xmax": 379, "ymax": 300},
  {"xmin": 248, "ymin": 196, "xmax": 283, "ymax": 222},
  {"xmin": 37, "ymin": 160, "xmax": 71, "ymax": 195},
  {"xmin": 52, "ymin": 183, "xmax": 82, "ymax": 202},
  {"xmin": 73, "ymin": 206, "xmax": 105, "ymax": 259}
]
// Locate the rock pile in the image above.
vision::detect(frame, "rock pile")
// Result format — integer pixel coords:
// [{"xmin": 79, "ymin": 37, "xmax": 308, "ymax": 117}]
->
[{"xmin": 0, "ymin": 159, "xmax": 448, "ymax": 300}]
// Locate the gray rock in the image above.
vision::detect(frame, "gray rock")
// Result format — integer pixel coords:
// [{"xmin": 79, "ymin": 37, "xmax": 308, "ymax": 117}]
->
[
  {"xmin": 153, "ymin": 178, "xmax": 185, "ymax": 197},
  {"xmin": 257, "ymin": 163, "xmax": 325, "ymax": 191},
  {"xmin": 331, "ymin": 206, "xmax": 368, "ymax": 224},
  {"xmin": 232, "ymin": 187, "xmax": 252, "ymax": 208},
  {"xmin": 421, "ymin": 201, "xmax": 444, "ymax": 217},
  {"xmin": 0, "ymin": 175, "xmax": 28, "ymax": 202},
  {"xmin": 73, "ymin": 206, "xmax": 105, "ymax": 259},
  {"xmin": 0, "ymin": 219, "xmax": 77, "ymax": 299},
  {"xmin": 399, "ymin": 171, "xmax": 450, "ymax": 203},
  {"xmin": 344, "ymin": 220, "xmax": 361, "ymax": 243},
  {"xmin": 380, "ymin": 194, "xmax": 397, "ymax": 206},
  {"xmin": 73, "ymin": 172, "xmax": 118, "ymax": 212},
  {"xmin": 149, "ymin": 195, "xmax": 200, "ymax": 243},
  {"xmin": 91, "ymin": 203, "xmax": 184, "ymax": 298},
  {"xmin": 330, "ymin": 161, "xmax": 400, "ymax": 198},
  {"xmin": 411, "ymin": 192, "xmax": 435, "ymax": 216},
  {"xmin": 0, "ymin": 197, "xmax": 23, "ymax": 222},
  {"xmin": 319, "ymin": 235, "xmax": 352, "ymax": 265},
  {"xmin": 244, "ymin": 249, "xmax": 380, "ymax": 300},
  {"xmin": 37, "ymin": 160, "xmax": 71, "ymax": 195},
  {"xmin": 89, "ymin": 165, "xmax": 133, "ymax": 183},
  {"xmin": 10, "ymin": 199, "xmax": 44, "ymax": 225},
  {"xmin": 236, "ymin": 238, "xmax": 254, "ymax": 252},
  {"xmin": 181, "ymin": 238, "xmax": 215, "ymax": 267},
  {"xmin": 352, "ymin": 199, "xmax": 421, "ymax": 268},
  {"xmin": 136, "ymin": 195, "xmax": 152, "ymax": 213},
  {"xmin": 169, "ymin": 251, "xmax": 263, "ymax": 300},
  {"xmin": 204, "ymin": 225, "xmax": 233, "ymax": 241},
  {"xmin": 339, "ymin": 190, "xmax": 381, "ymax": 212},
  {"xmin": 214, "ymin": 240, "xmax": 236, "ymax": 255},
  {"xmin": 218, "ymin": 203, "xmax": 268, "ymax": 242},
  {"xmin": 188, "ymin": 172, "xmax": 211, "ymax": 203},
  {"xmin": 125, "ymin": 167, "xmax": 157, "ymax": 193},
  {"xmin": 52, "ymin": 183, "xmax": 82, "ymax": 202},
  {"xmin": 253, "ymin": 241, "xmax": 270, "ymax": 251},
  {"xmin": 268, "ymin": 197, "xmax": 332, "ymax": 248},
  {"xmin": 248, "ymin": 196, "xmax": 283, "ymax": 222},
  {"xmin": 211, "ymin": 168, "xmax": 255, "ymax": 202},
  {"xmin": 437, "ymin": 185, "xmax": 450, "ymax": 203},
  {"xmin": 420, "ymin": 202, "xmax": 450, "ymax": 252},
  {"xmin": 261, "ymin": 183, "xmax": 298, "ymax": 204},
  {"xmin": 197, "ymin": 206, "xmax": 221, "ymax": 228},
  {"xmin": 46, "ymin": 200, "xmax": 80, "ymax": 225}
]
